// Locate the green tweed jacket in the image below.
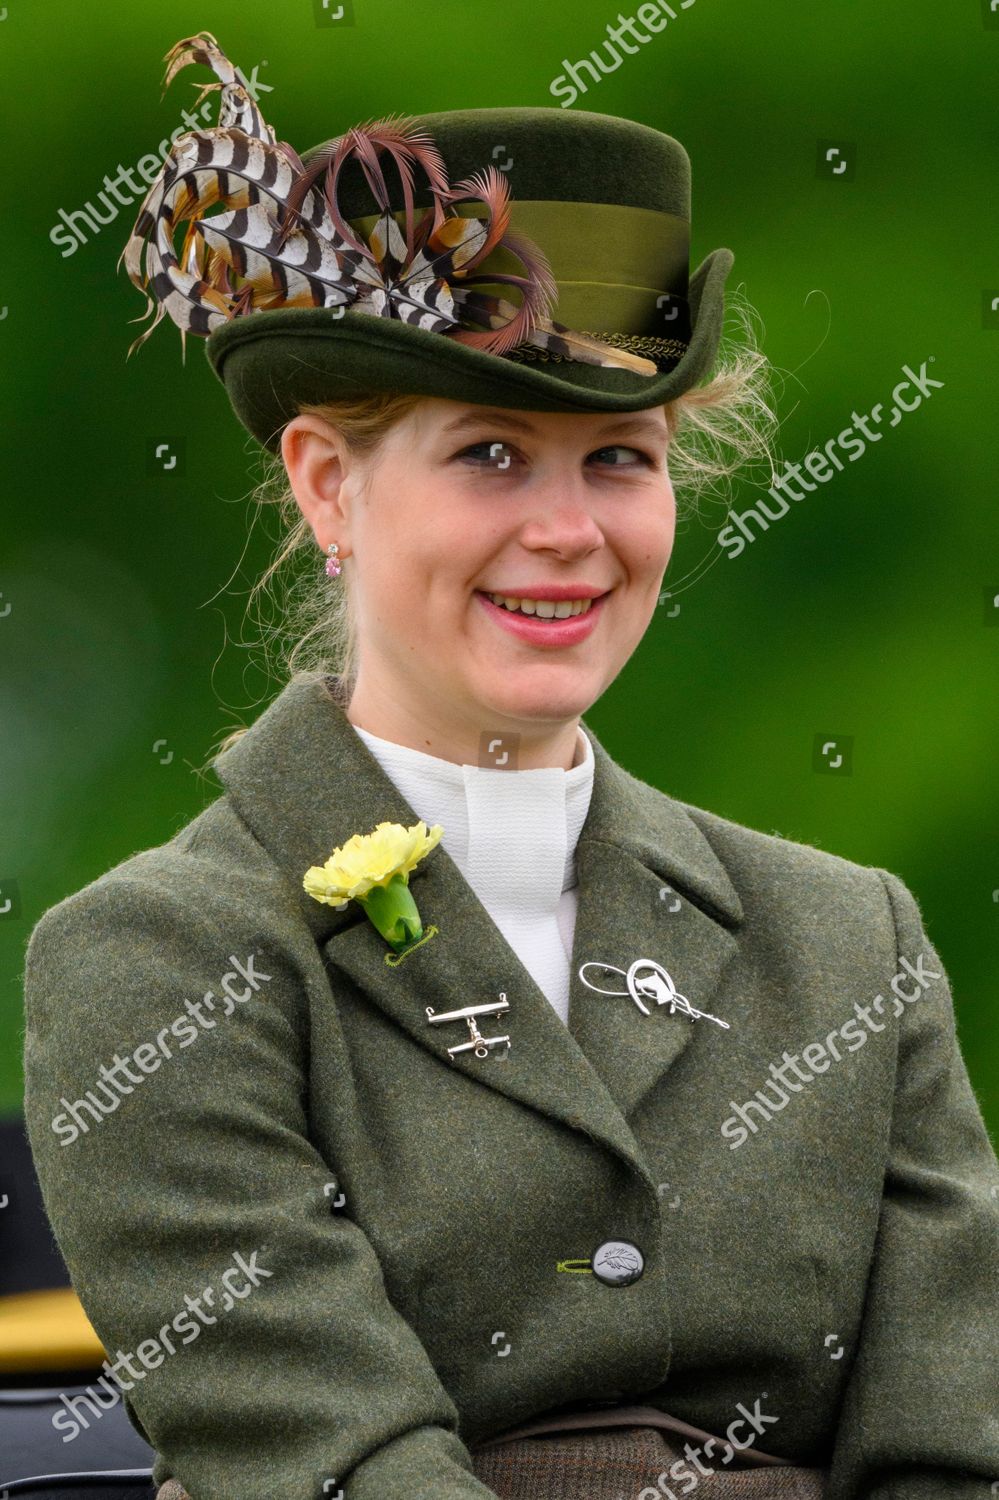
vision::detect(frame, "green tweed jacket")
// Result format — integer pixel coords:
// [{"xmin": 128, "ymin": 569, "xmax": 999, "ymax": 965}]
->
[{"xmin": 21, "ymin": 672, "xmax": 999, "ymax": 1500}]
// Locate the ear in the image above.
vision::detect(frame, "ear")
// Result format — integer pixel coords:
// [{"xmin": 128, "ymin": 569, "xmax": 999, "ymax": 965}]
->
[{"xmin": 280, "ymin": 414, "xmax": 358, "ymax": 554}]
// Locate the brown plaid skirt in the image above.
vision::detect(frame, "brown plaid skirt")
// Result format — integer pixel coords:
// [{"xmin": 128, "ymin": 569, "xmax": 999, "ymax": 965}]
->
[
  {"xmin": 155, "ymin": 1403, "xmax": 829, "ymax": 1499},
  {"xmin": 469, "ymin": 1405, "xmax": 829, "ymax": 1499}
]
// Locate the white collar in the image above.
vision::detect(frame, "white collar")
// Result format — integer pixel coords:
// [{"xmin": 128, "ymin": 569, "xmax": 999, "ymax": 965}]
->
[{"xmin": 351, "ymin": 722, "xmax": 595, "ymax": 910}]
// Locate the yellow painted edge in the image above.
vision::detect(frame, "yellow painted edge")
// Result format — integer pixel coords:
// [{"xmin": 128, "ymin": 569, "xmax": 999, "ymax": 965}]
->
[{"xmin": 0, "ymin": 1286, "xmax": 106, "ymax": 1372}]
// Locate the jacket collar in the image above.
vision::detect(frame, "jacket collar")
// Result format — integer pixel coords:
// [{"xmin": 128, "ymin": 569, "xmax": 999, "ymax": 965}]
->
[{"xmin": 213, "ymin": 673, "xmax": 744, "ymax": 1177}]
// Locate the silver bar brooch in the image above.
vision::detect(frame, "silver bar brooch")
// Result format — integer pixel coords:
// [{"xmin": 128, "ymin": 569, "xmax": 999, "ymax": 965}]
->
[{"xmin": 425, "ymin": 992, "xmax": 511, "ymax": 1058}]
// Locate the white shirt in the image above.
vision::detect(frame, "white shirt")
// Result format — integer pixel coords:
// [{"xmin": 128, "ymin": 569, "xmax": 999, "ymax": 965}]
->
[{"xmin": 350, "ymin": 722, "xmax": 595, "ymax": 1025}]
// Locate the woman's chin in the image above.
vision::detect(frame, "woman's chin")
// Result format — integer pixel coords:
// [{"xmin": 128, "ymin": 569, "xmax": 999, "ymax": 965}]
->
[{"xmin": 468, "ymin": 664, "xmax": 601, "ymax": 724}]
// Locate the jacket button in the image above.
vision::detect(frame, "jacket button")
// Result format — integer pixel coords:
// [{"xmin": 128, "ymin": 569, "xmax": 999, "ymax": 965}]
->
[{"xmin": 592, "ymin": 1240, "xmax": 644, "ymax": 1286}]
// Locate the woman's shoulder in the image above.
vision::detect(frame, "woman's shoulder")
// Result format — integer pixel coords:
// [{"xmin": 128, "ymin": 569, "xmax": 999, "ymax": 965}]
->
[
  {"xmin": 24, "ymin": 788, "xmax": 302, "ymax": 979},
  {"xmin": 655, "ymin": 783, "xmax": 911, "ymax": 934},
  {"xmin": 678, "ymin": 791, "xmax": 878, "ymax": 872},
  {"xmin": 659, "ymin": 793, "xmax": 939, "ymax": 992}
]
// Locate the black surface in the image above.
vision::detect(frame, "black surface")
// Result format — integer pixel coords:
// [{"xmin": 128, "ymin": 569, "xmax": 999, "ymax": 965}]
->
[
  {"xmin": 0, "ymin": 1386, "xmax": 157, "ymax": 1498},
  {"xmin": 0, "ymin": 1114, "xmax": 73, "ymax": 1298}
]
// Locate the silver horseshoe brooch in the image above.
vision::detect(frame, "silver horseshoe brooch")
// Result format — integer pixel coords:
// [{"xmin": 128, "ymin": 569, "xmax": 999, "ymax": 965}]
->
[{"xmin": 578, "ymin": 959, "xmax": 730, "ymax": 1029}]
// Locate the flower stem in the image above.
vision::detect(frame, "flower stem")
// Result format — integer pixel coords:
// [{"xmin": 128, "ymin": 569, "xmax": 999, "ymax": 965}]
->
[{"xmin": 359, "ymin": 871, "xmax": 423, "ymax": 953}]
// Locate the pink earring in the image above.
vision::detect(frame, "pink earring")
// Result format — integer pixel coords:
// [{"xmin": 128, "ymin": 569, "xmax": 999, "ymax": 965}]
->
[{"xmin": 325, "ymin": 542, "xmax": 342, "ymax": 579}]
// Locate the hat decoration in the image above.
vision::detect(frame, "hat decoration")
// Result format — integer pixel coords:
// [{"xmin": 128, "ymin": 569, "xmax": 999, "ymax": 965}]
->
[{"xmin": 119, "ymin": 31, "xmax": 659, "ymax": 376}]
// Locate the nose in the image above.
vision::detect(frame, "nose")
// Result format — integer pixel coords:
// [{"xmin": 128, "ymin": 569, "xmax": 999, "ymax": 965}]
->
[{"xmin": 517, "ymin": 475, "xmax": 606, "ymax": 553}]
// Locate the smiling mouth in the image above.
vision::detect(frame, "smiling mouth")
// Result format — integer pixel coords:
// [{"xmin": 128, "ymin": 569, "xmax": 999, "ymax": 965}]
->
[{"xmin": 475, "ymin": 589, "xmax": 612, "ymax": 619}]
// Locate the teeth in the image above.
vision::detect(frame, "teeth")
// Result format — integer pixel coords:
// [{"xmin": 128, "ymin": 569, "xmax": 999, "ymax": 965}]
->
[{"xmin": 486, "ymin": 593, "xmax": 595, "ymax": 618}]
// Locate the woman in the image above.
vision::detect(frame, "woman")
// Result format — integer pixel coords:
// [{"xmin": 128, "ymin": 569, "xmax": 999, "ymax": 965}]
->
[{"xmin": 22, "ymin": 31, "xmax": 999, "ymax": 1500}]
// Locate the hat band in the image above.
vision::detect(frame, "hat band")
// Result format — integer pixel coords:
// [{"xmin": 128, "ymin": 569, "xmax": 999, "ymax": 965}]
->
[
  {"xmin": 347, "ymin": 199, "xmax": 690, "ymax": 337},
  {"xmin": 504, "ymin": 329, "xmax": 689, "ymax": 370}
]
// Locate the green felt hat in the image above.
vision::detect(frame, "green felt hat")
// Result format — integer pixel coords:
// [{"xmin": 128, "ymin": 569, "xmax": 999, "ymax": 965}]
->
[{"xmin": 121, "ymin": 37, "xmax": 733, "ymax": 456}]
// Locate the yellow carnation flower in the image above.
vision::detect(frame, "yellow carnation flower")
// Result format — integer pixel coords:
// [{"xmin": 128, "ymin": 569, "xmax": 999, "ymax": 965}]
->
[{"xmin": 303, "ymin": 820, "xmax": 443, "ymax": 954}]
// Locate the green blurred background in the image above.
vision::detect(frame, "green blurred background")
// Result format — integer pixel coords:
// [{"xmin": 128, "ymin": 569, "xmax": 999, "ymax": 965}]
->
[{"xmin": 1, "ymin": 0, "xmax": 996, "ymax": 1141}]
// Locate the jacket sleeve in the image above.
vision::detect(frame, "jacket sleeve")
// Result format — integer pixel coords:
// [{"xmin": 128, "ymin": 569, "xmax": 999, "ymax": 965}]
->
[
  {"xmin": 21, "ymin": 868, "xmax": 498, "ymax": 1500},
  {"xmin": 825, "ymin": 868, "xmax": 999, "ymax": 1499}
]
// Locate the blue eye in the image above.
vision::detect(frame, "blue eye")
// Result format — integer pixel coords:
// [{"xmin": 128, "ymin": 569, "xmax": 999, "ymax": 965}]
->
[
  {"xmin": 456, "ymin": 441, "xmax": 517, "ymax": 468},
  {"xmin": 589, "ymin": 445, "xmax": 650, "ymax": 466}
]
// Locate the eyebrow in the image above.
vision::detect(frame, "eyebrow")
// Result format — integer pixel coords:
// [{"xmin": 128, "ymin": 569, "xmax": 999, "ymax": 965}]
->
[{"xmin": 438, "ymin": 409, "xmax": 667, "ymax": 441}]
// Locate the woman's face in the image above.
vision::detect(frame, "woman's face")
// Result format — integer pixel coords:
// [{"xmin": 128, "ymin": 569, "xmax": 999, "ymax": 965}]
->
[{"xmin": 283, "ymin": 396, "xmax": 676, "ymax": 760}]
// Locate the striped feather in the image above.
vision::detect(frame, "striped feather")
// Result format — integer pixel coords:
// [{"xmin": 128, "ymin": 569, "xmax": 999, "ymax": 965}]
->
[
  {"xmin": 119, "ymin": 129, "xmax": 358, "ymax": 355},
  {"xmin": 120, "ymin": 32, "xmax": 655, "ymax": 376},
  {"xmin": 194, "ymin": 202, "xmax": 358, "ymax": 310},
  {"xmin": 161, "ymin": 32, "xmax": 276, "ymax": 147},
  {"xmin": 521, "ymin": 319, "xmax": 659, "ymax": 374},
  {"xmin": 451, "ymin": 294, "xmax": 657, "ymax": 374}
]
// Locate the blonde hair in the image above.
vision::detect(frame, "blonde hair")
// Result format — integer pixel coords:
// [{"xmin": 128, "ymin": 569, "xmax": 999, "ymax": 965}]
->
[{"xmin": 210, "ymin": 285, "xmax": 780, "ymax": 762}]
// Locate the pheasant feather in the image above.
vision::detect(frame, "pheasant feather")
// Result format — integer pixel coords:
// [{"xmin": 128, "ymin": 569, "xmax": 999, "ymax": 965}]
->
[{"xmin": 120, "ymin": 32, "xmax": 658, "ymax": 375}]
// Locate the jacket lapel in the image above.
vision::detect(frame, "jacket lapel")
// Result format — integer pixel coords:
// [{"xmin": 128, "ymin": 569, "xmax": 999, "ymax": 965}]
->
[
  {"xmin": 213, "ymin": 674, "xmax": 744, "ymax": 1175},
  {"xmin": 563, "ymin": 708, "xmax": 745, "ymax": 1119}
]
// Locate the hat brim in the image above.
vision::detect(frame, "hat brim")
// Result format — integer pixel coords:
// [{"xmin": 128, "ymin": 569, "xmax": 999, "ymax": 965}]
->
[{"xmin": 205, "ymin": 247, "xmax": 734, "ymax": 455}]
